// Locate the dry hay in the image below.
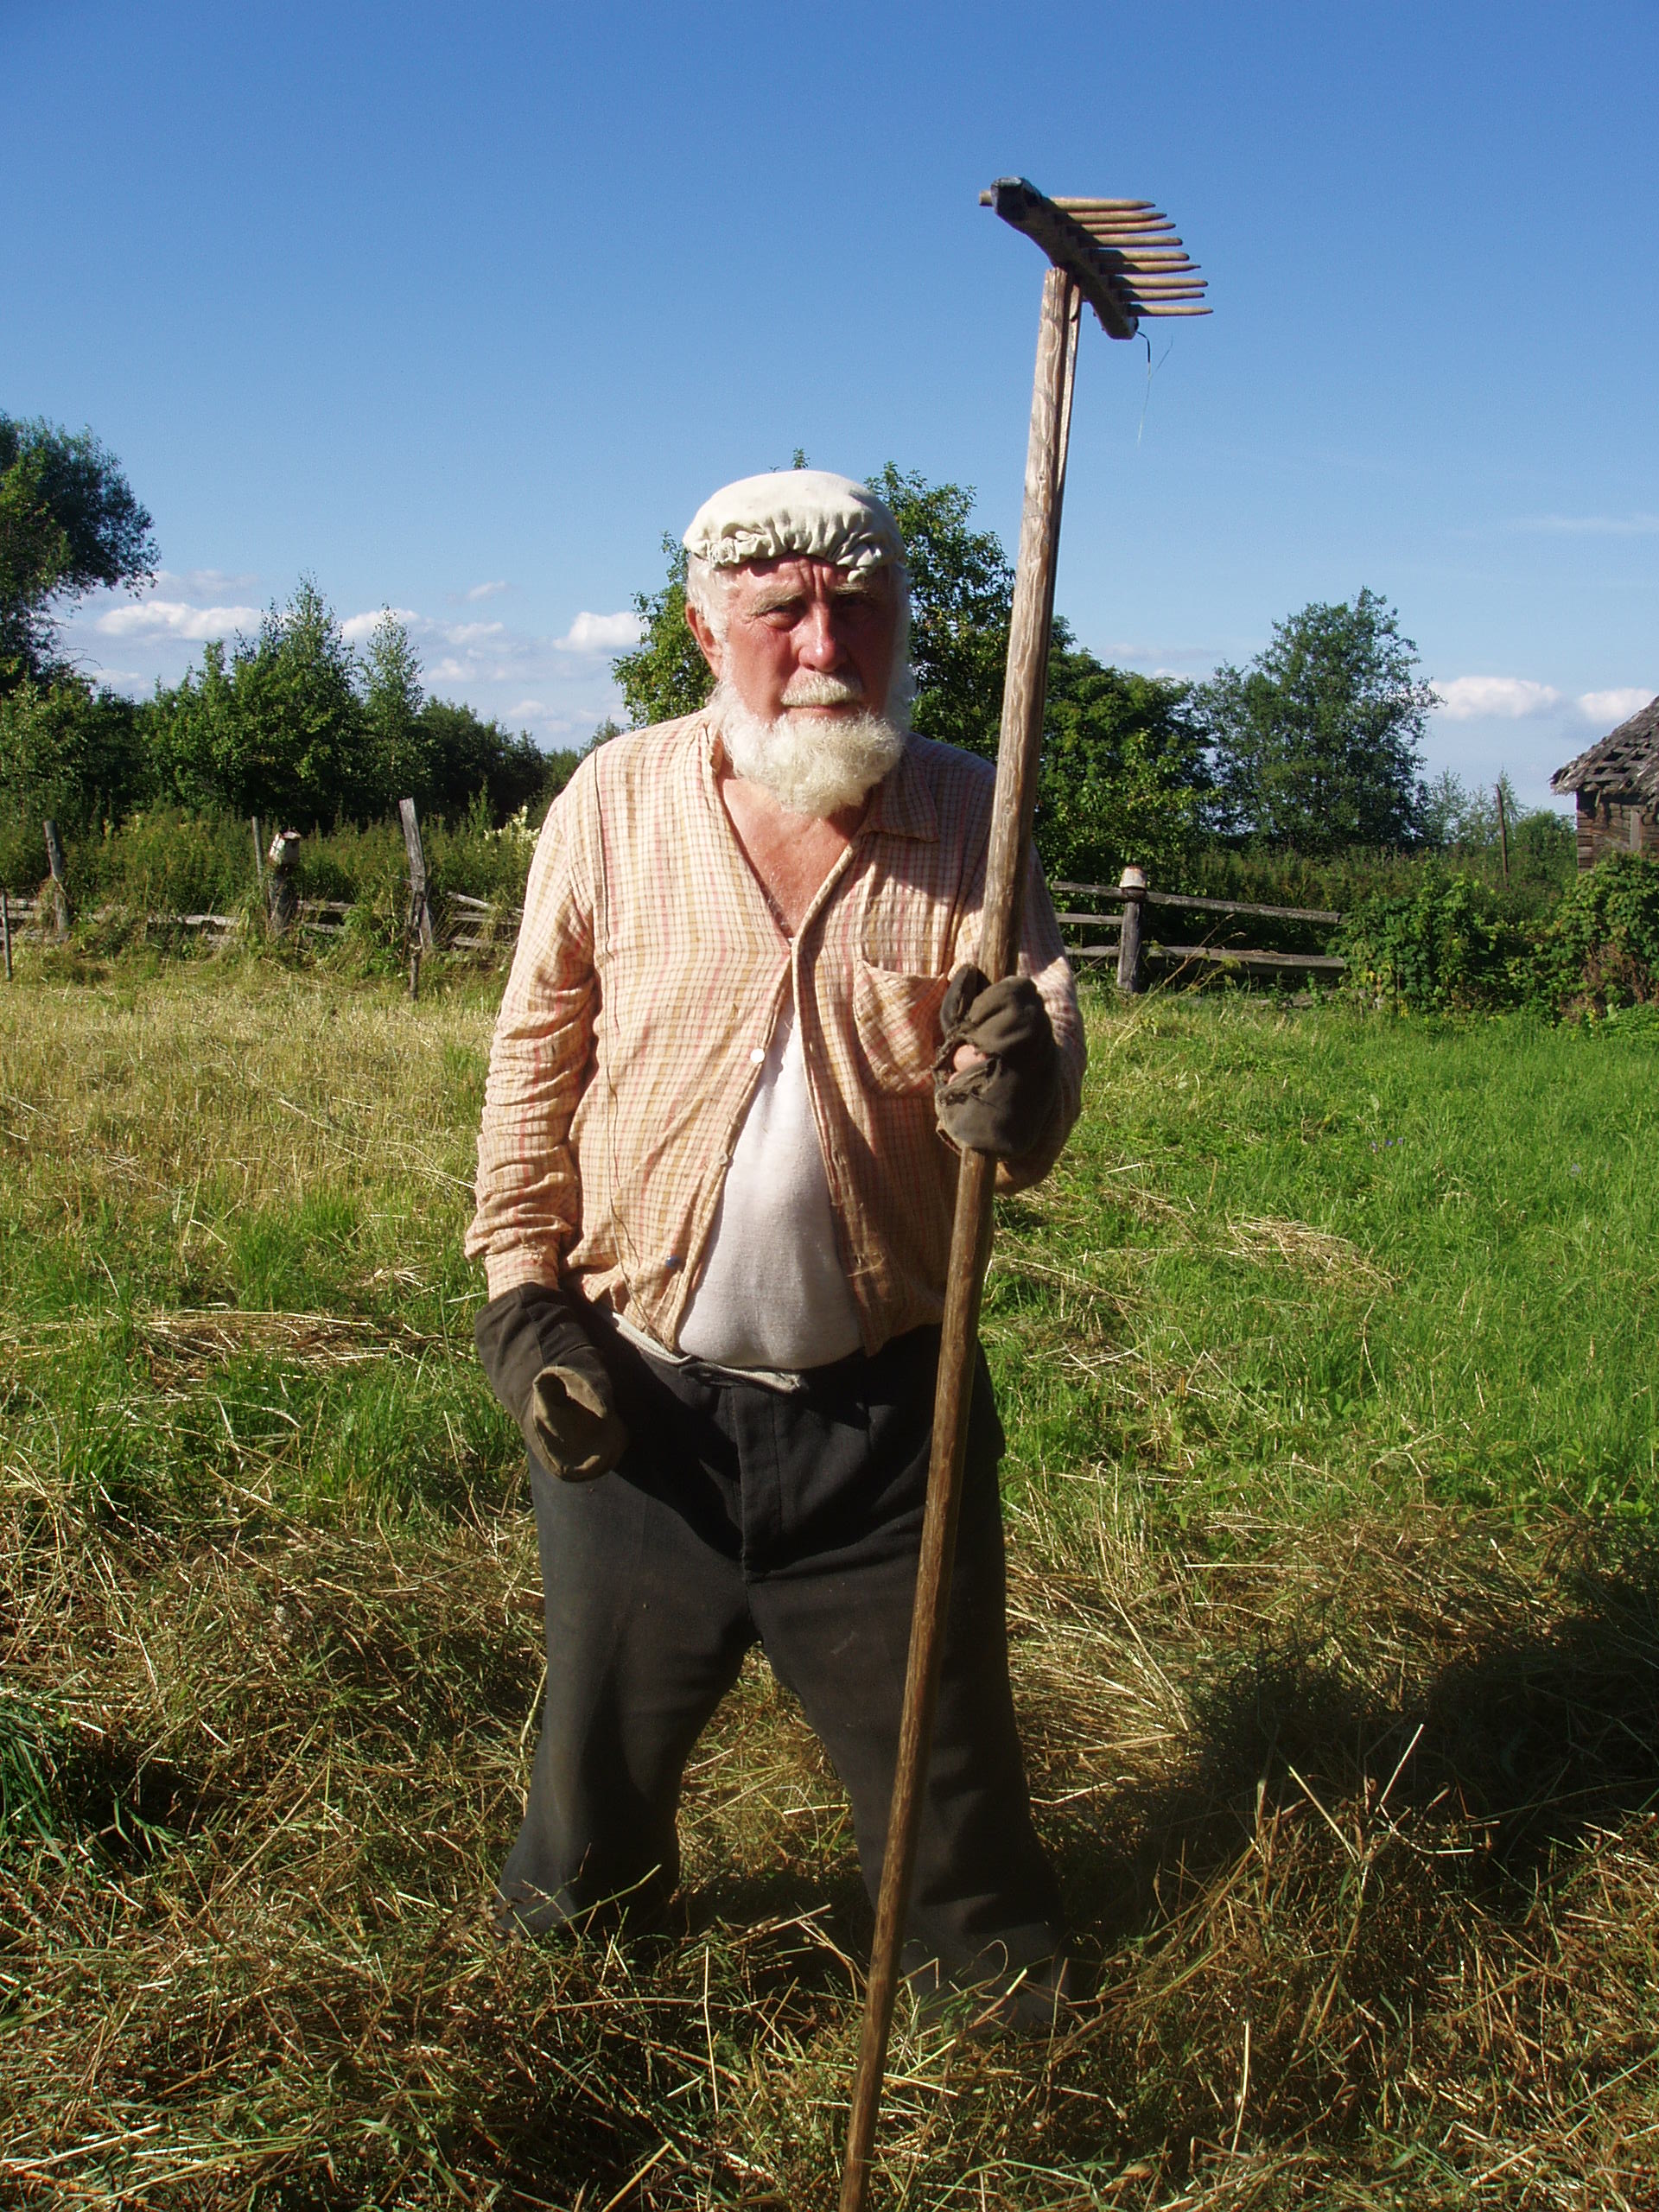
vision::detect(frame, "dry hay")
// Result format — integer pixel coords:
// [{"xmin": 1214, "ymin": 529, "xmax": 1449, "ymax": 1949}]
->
[
  {"xmin": 5, "ymin": 1457, "xmax": 1659, "ymax": 2208},
  {"xmin": 1222, "ymin": 1216, "xmax": 1395, "ymax": 1293}
]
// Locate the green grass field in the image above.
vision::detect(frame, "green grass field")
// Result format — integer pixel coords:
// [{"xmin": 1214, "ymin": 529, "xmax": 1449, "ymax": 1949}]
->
[{"xmin": 3, "ymin": 958, "xmax": 1658, "ymax": 2208}]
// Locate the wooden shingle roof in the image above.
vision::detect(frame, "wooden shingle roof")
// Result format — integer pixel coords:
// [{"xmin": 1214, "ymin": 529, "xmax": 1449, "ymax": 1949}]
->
[{"xmin": 1551, "ymin": 695, "xmax": 1659, "ymax": 807}]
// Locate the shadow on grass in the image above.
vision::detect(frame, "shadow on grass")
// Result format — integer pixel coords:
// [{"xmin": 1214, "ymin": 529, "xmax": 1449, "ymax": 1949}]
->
[
  {"xmin": 1027, "ymin": 1523, "xmax": 1659, "ymax": 2164},
  {"xmin": 1065, "ymin": 1529, "xmax": 1659, "ymax": 1941}
]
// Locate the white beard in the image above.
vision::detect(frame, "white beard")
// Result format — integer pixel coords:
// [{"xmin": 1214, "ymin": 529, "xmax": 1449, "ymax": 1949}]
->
[{"xmin": 713, "ymin": 677, "xmax": 908, "ymax": 820}]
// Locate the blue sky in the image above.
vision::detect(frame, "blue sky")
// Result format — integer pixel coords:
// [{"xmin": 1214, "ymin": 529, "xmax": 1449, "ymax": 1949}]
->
[{"xmin": 5, "ymin": 0, "xmax": 1655, "ymax": 810}]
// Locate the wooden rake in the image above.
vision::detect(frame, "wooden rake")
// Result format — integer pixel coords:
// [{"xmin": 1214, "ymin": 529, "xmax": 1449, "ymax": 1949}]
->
[{"xmin": 836, "ymin": 178, "xmax": 1209, "ymax": 2212}]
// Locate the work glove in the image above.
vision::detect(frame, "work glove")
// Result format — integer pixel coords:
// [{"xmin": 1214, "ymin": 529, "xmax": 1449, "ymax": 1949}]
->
[
  {"xmin": 932, "ymin": 963, "xmax": 1060, "ymax": 1160},
  {"xmin": 473, "ymin": 1282, "xmax": 629, "ymax": 1484}
]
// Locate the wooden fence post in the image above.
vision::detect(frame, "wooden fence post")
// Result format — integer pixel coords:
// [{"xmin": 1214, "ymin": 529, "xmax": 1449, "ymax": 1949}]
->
[
  {"xmin": 251, "ymin": 817, "xmax": 265, "ymax": 906},
  {"xmin": 1495, "ymin": 783, "xmax": 1510, "ymax": 886},
  {"xmin": 266, "ymin": 830, "xmax": 301, "ymax": 938},
  {"xmin": 398, "ymin": 799, "xmax": 435, "ymax": 951},
  {"xmin": 2, "ymin": 887, "xmax": 11, "ymax": 981},
  {"xmin": 42, "ymin": 819, "xmax": 70, "ymax": 938},
  {"xmin": 399, "ymin": 798, "xmax": 433, "ymax": 1001},
  {"xmin": 1116, "ymin": 864, "xmax": 1147, "ymax": 994}
]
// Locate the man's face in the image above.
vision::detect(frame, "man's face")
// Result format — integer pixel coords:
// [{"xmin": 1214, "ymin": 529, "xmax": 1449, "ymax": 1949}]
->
[{"xmin": 689, "ymin": 557, "xmax": 899, "ymax": 725}]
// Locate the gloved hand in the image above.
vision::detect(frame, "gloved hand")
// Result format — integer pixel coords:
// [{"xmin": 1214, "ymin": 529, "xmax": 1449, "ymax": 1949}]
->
[
  {"xmin": 932, "ymin": 963, "xmax": 1060, "ymax": 1160},
  {"xmin": 474, "ymin": 1283, "xmax": 629, "ymax": 1484}
]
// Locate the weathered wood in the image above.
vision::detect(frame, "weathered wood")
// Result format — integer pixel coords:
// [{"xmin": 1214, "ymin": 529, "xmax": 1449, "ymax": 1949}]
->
[
  {"xmin": 1117, "ymin": 866, "xmax": 1147, "ymax": 993},
  {"xmin": 1150, "ymin": 943, "xmax": 1347, "ymax": 974},
  {"xmin": 251, "ymin": 817, "xmax": 264, "ymax": 898},
  {"xmin": 1496, "ymin": 782, "xmax": 1510, "ymax": 884},
  {"xmin": 839, "ymin": 264, "xmax": 1080, "ymax": 2212},
  {"xmin": 2, "ymin": 887, "xmax": 11, "ymax": 982},
  {"xmin": 399, "ymin": 798, "xmax": 435, "ymax": 951},
  {"xmin": 1052, "ymin": 880, "xmax": 1343, "ymax": 925},
  {"xmin": 266, "ymin": 830, "xmax": 302, "ymax": 937},
  {"xmin": 1150, "ymin": 890, "xmax": 1341, "ymax": 924},
  {"xmin": 42, "ymin": 819, "xmax": 69, "ymax": 937}
]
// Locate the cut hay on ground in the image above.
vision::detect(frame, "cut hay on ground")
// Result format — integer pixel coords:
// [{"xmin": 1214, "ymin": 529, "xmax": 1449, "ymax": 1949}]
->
[{"xmin": 6, "ymin": 1459, "xmax": 1659, "ymax": 2207}]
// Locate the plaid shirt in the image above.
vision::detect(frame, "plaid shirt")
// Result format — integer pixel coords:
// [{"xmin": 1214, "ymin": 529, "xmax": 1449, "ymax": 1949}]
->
[{"xmin": 466, "ymin": 713, "xmax": 1084, "ymax": 1356}]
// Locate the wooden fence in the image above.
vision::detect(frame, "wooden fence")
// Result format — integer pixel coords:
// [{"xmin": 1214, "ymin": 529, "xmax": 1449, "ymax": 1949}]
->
[
  {"xmin": 0, "ymin": 805, "xmax": 527, "ymax": 996},
  {"xmin": 1053, "ymin": 868, "xmax": 1346, "ymax": 993},
  {"xmin": 3, "ymin": 818, "xmax": 1344, "ymax": 1001}
]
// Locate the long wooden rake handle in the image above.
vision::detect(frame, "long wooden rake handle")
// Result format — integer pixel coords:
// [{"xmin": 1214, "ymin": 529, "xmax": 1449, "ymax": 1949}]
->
[{"xmin": 837, "ymin": 264, "xmax": 1081, "ymax": 2212}]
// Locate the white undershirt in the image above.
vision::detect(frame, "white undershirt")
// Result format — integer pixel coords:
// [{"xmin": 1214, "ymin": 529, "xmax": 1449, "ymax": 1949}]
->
[{"xmin": 677, "ymin": 984, "xmax": 862, "ymax": 1371}]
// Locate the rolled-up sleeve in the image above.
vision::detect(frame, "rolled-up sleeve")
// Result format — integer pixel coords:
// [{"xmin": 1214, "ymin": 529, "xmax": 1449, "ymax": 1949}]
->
[{"xmin": 464, "ymin": 770, "xmax": 600, "ymax": 1297}]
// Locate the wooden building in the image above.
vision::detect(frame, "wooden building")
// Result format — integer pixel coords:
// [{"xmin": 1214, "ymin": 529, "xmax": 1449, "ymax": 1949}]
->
[{"xmin": 1551, "ymin": 695, "xmax": 1659, "ymax": 871}]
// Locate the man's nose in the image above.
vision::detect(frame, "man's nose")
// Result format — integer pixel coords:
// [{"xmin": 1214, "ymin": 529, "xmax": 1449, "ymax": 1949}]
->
[{"xmin": 795, "ymin": 602, "xmax": 849, "ymax": 669}]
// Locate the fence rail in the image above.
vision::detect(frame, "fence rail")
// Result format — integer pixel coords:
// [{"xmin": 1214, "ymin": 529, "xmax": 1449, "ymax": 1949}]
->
[{"xmin": 1053, "ymin": 871, "xmax": 1346, "ymax": 992}]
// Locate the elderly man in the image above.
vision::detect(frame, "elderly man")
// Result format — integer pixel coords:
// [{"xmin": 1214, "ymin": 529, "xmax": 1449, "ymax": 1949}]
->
[{"xmin": 467, "ymin": 471, "xmax": 1085, "ymax": 2009}]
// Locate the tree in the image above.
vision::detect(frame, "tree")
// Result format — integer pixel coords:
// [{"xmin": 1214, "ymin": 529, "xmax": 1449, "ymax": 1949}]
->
[
  {"xmin": 420, "ymin": 698, "xmax": 576, "ymax": 820},
  {"xmin": 148, "ymin": 578, "xmax": 367, "ymax": 824},
  {"xmin": 0, "ymin": 415, "xmax": 156, "ymax": 686},
  {"xmin": 1192, "ymin": 589, "xmax": 1436, "ymax": 851},
  {"xmin": 864, "ymin": 464, "xmax": 1014, "ymax": 759},
  {"xmin": 1421, "ymin": 768, "xmax": 1574, "ymax": 893},
  {"xmin": 362, "ymin": 609, "xmax": 432, "ymax": 804},
  {"xmin": 0, "ymin": 675, "xmax": 146, "ymax": 834},
  {"xmin": 1040, "ymin": 639, "xmax": 1205, "ymax": 880},
  {"xmin": 612, "ymin": 537, "xmax": 715, "ymax": 728}
]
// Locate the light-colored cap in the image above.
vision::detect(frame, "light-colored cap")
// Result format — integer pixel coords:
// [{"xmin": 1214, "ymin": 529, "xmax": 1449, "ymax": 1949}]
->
[{"xmin": 682, "ymin": 470, "xmax": 906, "ymax": 573}]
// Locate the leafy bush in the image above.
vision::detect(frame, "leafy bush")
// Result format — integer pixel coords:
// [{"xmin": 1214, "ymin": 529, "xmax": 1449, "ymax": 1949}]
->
[
  {"xmin": 1339, "ymin": 870, "xmax": 1529, "ymax": 1013},
  {"xmin": 73, "ymin": 808, "xmax": 258, "ymax": 918},
  {"xmin": 1529, "ymin": 853, "xmax": 1659, "ymax": 1020}
]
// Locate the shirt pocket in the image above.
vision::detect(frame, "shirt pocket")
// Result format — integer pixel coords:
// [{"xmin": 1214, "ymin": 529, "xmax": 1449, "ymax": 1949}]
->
[{"xmin": 852, "ymin": 959, "xmax": 950, "ymax": 1096}]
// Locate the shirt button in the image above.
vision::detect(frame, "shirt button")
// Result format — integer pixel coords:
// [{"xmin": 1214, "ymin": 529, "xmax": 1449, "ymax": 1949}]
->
[{"xmin": 749, "ymin": 1046, "xmax": 765, "ymax": 1064}]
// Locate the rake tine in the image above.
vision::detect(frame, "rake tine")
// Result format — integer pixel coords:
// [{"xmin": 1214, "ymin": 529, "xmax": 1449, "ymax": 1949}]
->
[{"xmin": 978, "ymin": 177, "xmax": 1208, "ymax": 336}]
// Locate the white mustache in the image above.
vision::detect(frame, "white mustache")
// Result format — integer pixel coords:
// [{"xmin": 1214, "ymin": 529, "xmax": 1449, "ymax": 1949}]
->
[{"xmin": 782, "ymin": 671, "xmax": 865, "ymax": 707}]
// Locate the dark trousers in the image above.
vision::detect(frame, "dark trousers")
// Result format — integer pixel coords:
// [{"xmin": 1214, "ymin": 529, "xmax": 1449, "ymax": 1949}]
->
[{"xmin": 498, "ymin": 1323, "xmax": 1063, "ymax": 1980}]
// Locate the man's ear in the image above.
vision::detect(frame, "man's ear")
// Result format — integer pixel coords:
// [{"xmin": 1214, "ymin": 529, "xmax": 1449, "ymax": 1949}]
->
[{"xmin": 684, "ymin": 600, "xmax": 723, "ymax": 678}]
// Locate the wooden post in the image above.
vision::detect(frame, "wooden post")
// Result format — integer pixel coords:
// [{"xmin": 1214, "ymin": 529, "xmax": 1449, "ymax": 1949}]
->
[
  {"xmin": 1495, "ymin": 784, "xmax": 1510, "ymax": 885},
  {"xmin": 266, "ymin": 830, "xmax": 301, "ymax": 937},
  {"xmin": 838, "ymin": 264, "xmax": 1081, "ymax": 2212},
  {"xmin": 251, "ymin": 816, "xmax": 265, "ymax": 904},
  {"xmin": 1116, "ymin": 864, "xmax": 1147, "ymax": 993},
  {"xmin": 398, "ymin": 798, "xmax": 435, "ymax": 951},
  {"xmin": 1, "ymin": 887, "xmax": 11, "ymax": 982},
  {"xmin": 42, "ymin": 819, "xmax": 69, "ymax": 938}
]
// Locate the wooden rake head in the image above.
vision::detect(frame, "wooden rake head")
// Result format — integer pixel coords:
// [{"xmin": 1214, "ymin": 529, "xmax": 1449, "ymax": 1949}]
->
[{"xmin": 980, "ymin": 175, "xmax": 1209, "ymax": 340}]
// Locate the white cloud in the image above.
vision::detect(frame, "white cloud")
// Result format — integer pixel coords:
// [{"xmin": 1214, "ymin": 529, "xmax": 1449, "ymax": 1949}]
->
[
  {"xmin": 341, "ymin": 607, "xmax": 421, "ymax": 643},
  {"xmin": 505, "ymin": 698, "xmax": 550, "ymax": 718},
  {"xmin": 1512, "ymin": 513, "xmax": 1659, "ymax": 537},
  {"xmin": 442, "ymin": 619, "xmax": 506, "ymax": 646},
  {"xmin": 96, "ymin": 598, "xmax": 261, "ymax": 640},
  {"xmin": 1433, "ymin": 676, "xmax": 1561, "ymax": 721},
  {"xmin": 557, "ymin": 609, "xmax": 643, "ymax": 654},
  {"xmin": 1578, "ymin": 687, "xmax": 1655, "ymax": 724},
  {"xmin": 464, "ymin": 580, "xmax": 510, "ymax": 601}
]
